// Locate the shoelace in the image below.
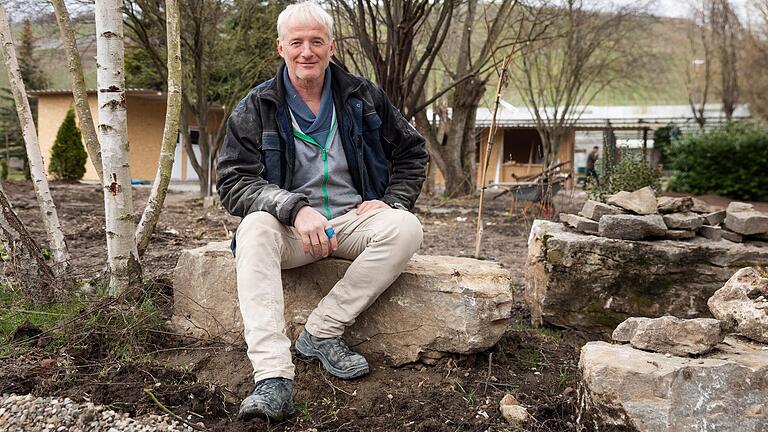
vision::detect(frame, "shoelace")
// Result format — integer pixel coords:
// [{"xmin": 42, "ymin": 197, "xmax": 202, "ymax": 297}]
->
[
  {"xmin": 253, "ymin": 379, "xmax": 285, "ymax": 397},
  {"xmin": 327, "ymin": 337, "xmax": 357, "ymax": 359}
]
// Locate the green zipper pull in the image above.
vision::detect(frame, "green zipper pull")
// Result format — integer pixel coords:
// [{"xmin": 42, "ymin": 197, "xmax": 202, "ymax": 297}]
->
[{"xmin": 321, "ymin": 148, "xmax": 327, "ymax": 161}]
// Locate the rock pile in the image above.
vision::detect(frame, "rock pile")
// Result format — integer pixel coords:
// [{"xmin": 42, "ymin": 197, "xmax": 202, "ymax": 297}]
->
[
  {"xmin": 559, "ymin": 187, "xmax": 768, "ymax": 242},
  {"xmin": 579, "ymin": 267, "xmax": 768, "ymax": 431}
]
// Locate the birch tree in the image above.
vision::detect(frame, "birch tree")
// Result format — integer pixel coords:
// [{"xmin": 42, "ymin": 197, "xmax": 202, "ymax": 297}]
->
[
  {"xmin": 0, "ymin": 3, "xmax": 70, "ymax": 276},
  {"xmin": 95, "ymin": 0, "xmax": 141, "ymax": 294},
  {"xmin": 135, "ymin": 0, "xmax": 182, "ymax": 256},
  {"xmin": 51, "ymin": 0, "xmax": 104, "ymax": 182}
]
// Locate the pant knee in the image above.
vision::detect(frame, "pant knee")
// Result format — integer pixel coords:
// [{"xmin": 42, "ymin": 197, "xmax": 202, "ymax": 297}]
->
[
  {"xmin": 237, "ymin": 211, "xmax": 283, "ymax": 242},
  {"xmin": 380, "ymin": 210, "xmax": 423, "ymax": 252}
]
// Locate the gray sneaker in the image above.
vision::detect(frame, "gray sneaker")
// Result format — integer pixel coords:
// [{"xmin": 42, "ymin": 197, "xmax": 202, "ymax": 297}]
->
[
  {"xmin": 238, "ymin": 377, "xmax": 295, "ymax": 421},
  {"xmin": 295, "ymin": 329, "xmax": 370, "ymax": 379}
]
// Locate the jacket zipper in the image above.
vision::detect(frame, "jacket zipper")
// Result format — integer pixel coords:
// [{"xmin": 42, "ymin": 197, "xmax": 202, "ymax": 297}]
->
[{"xmin": 291, "ymin": 114, "xmax": 337, "ymax": 220}]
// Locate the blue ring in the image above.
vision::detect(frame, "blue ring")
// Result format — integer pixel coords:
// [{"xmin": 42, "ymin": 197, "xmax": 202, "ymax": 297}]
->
[{"xmin": 325, "ymin": 227, "xmax": 336, "ymax": 238}]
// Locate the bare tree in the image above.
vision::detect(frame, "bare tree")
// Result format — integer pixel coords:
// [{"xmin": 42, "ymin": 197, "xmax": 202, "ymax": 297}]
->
[
  {"xmin": 711, "ymin": 0, "xmax": 741, "ymax": 122},
  {"xmin": 0, "ymin": 2, "xmax": 70, "ymax": 275},
  {"xmin": 96, "ymin": 0, "xmax": 141, "ymax": 295},
  {"xmin": 135, "ymin": 0, "xmax": 182, "ymax": 256},
  {"xmin": 512, "ymin": 0, "xmax": 648, "ymax": 169},
  {"xmin": 50, "ymin": 0, "xmax": 104, "ymax": 182},
  {"xmin": 686, "ymin": 0, "xmax": 714, "ymax": 128},
  {"xmin": 742, "ymin": 0, "xmax": 768, "ymax": 120}
]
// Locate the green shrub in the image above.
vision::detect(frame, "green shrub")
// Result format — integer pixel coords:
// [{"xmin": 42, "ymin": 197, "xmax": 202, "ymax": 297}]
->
[
  {"xmin": 667, "ymin": 123, "xmax": 768, "ymax": 201},
  {"xmin": 49, "ymin": 108, "xmax": 87, "ymax": 180},
  {"xmin": 587, "ymin": 152, "xmax": 661, "ymax": 201}
]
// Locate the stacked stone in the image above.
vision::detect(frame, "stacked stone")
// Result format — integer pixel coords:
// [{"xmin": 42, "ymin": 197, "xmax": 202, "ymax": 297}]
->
[
  {"xmin": 578, "ymin": 267, "xmax": 768, "ymax": 432},
  {"xmin": 0, "ymin": 394, "xmax": 203, "ymax": 431},
  {"xmin": 558, "ymin": 187, "xmax": 768, "ymax": 243}
]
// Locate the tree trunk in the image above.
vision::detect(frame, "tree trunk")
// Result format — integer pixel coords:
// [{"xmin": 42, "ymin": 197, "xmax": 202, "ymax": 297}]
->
[
  {"xmin": 135, "ymin": 0, "xmax": 182, "ymax": 256},
  {"xmin": 0, "ymin": 3, "xmax": 70, "ymax": 276},
  {"xmin": 51, "ymin": 0, "xmax": 103, "ymax": 183},
  {"xmin": 96, "ymin": 0, "xmax": 141, "ymax": 295},
  {"xmin": 0, "ymin": 187, "xmax": 58, "ymax": 304}
]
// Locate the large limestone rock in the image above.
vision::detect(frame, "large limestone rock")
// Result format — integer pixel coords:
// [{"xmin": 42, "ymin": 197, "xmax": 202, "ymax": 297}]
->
[
  {"xmin": 607, "ymin": 187, "xmax": 658, "ymax": 215},
  {"xmin": 171, "ymin": 242, "xmax": 513, "ymax": 365},
  {"xmin": 708, "ymin": 267, "xmax": 768, "ymax": 343},
  {"xmin": 598, "ymin": 214, "xmax": 667, "ymax": 240},
  {"xmin": 662, "ymin": 212, "xmax": 703, "ymax": 231},
  {"xmin": 580, "ymin": 200, "xmax": 626, "ymax": 221},
  {"xmin": 698, "ymin": 225, "xmax": 722, "ymax": 241},
  {"xmin": 657, "ymin": 196, "xmax": 693, "ymax": 214},
  {"xmin": 725, "ymin": 202, "xmax": 768, "ymax": 235},
  {"xmin": 611, "ymin": 316, "xmax": 723, "ymax": 356},
  {"xmin": 578, "ymin": 338, "xmax": 768, "ymax": 432},
  {"xmin": 525, "ymin": 222, "xmax": 768, "ymax": 334}
]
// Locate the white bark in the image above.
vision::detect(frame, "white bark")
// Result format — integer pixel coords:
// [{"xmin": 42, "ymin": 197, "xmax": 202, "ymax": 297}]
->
[
  {"xmin": 96, "ymin": 0, "xmax": 141, "ymax": 295},
  {"xmin": 0, "ymin": 3, "xmax": 70, "ymax": 275},
  {"xmin": 135, "ymin": 0, "xmax": 182, "ymax": 256},
  {"xmin": 51, "ymin": 0, "xmax": 104, "ymax": 183}
]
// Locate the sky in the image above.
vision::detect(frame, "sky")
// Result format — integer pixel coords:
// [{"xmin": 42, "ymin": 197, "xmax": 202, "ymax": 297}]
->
[{"xmin": 629, "ymin": 0, "xmax": 753, "ymax": 18}]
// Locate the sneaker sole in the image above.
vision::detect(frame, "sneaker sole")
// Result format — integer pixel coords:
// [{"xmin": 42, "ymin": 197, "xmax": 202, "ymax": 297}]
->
[
  {"xmin": 294, "ymin": 338, "xmax": 370, "ymax": 379},
  {"xmin": 238, "ymin": 402, "xmax": 295, "ymax": 422}
]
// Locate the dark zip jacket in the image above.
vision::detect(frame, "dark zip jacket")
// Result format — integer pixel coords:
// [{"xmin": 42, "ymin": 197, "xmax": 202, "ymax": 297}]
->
[{"xmin": 216, "ymin": 62, "xmax": 428, "ymax": 225}]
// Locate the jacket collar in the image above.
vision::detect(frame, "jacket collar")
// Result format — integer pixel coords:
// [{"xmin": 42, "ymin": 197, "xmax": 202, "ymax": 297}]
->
[{"xmin": 261, "ymin": 61, "xmax": 363, "ymax": 106}]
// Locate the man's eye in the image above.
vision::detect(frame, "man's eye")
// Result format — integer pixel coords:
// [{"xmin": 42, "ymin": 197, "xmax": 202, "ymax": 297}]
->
[
  {"xmin": 291, "ymin": 41, "xmax": 301, "ymax": 47},
  {"xmin": 312, "ymin": 40, "xmax": 323, "ymax": 46}
]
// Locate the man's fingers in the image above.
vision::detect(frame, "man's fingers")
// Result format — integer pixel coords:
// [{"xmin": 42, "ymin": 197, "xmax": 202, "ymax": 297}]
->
[
  {"xmin": 302, "ymin": 233, "xmax": 311, "ymax": 254},
  {"xmin": 310, "ymin": 232, "xmax": 323, "ymax": 257},
  {"xmin": 320, "ymin": 234, "xmax": 330, "ymax": 257},
  {"xmin": 330, "ymin": 235, "xmax": 338, "ymax": 252}
]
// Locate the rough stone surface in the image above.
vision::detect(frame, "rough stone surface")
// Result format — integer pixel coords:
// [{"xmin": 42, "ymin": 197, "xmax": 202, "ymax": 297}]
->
[
  {"xmin": 172, "ymin": 242, "xmax": 514, "ymax": 365},
  {"xmin": 690, "ymin": 197, "xmax": 712, "ymax": 214},
  {"xmin": 664, "ymin": 229, "xmax": 696, "ymax": 240},
  {"xmin": 698, "ymin": 225, "xmax": 722, "ymax": 241},
  {"xmin": 657, "ymin": 196, "xmax": 693, "ymax": 214},
  {"xmin": 580, "ymin": 200, "xmax": 626, "ymax": 221},
  {"xmin": 704, "ymin": 210, "xmax": 726, "ymax": 226},
  {"xmin": 722, "ymin": 229, "xmax": 744, "ymax": 243},
  {"xmin": 598, "ymin": 214, "xmax": 667, "ymax": 240},
  {"xmin": 611, "ymin": 316, "xmax": 724, "ymax": 356},
  {"xmin": 725, "ymin": 202, "xmax": 768, "ymax": 235},
  {"xmin": 560, "ymin": 213, "xmax": 599, "ymax": 234},
  {"xmin": 662, "ymin": 212, "xmax": 703, "ymax": 231},
  {"xmin": 578, "ymin": 338, "xmax": 768, "ymax": 432},
  {"xmin": 525, "ymin": 222, "xmax": 768, "ymax": 334},
  {"xmin": 499, "ymin": 394, "xmax": 528, "ymax": 426},
  {"xmin": 607, "ymin": 187, "xmax": 658, "ymax": 215},
  {"xmin": 708, "ymin": 267, "xmax": 768, "ymax": 343}
]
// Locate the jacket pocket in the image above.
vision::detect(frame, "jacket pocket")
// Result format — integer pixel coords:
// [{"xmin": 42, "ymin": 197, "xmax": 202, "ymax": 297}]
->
[{"xmin": 261, "ymin": 132, "xmax": 283, "ymax": 185}]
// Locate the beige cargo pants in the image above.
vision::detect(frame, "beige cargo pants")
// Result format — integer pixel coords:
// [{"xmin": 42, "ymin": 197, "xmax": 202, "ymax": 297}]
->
[{"xmin": 235, "ymin": 207, "xmax": 423, "ymax": 383}]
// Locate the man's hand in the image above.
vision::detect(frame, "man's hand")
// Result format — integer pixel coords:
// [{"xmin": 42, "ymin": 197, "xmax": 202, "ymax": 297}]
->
[
  {"xmin": 356, "ymin": 199, "xmax": 389, "ymax": 215},
  {"xmin": 294, "ymin": 206, "xmax": 338, "ymax": 257}
]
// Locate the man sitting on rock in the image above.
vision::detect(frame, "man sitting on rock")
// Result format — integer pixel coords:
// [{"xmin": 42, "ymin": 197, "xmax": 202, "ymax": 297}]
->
[{"xmin": 216, "ymin": 1, "xmax": 428, "ymax": 422}]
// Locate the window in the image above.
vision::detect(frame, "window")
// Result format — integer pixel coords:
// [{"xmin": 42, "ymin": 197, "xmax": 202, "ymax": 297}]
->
[{"xmin": 503, "ymin": 129, "xmax": 543, "ymax": 164}]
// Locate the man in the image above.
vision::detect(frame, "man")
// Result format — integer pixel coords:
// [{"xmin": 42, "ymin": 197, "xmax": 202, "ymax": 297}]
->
[
  {"xmin": 586, "ymin": 146, "xmax": 600, "ymax": 187},
  {"xmin": 216, "ymin": 1, "xmax": 428, "ymax": 422}
]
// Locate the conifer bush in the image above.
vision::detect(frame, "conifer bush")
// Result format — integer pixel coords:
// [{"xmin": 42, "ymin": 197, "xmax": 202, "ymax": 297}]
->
[
  {"xmin": 49, "ymin": 108, "xmax": 87, "ymax": 180},
  {"xmin": 666, "ymin": 123, "xmax": 768, "ymax": 201}
]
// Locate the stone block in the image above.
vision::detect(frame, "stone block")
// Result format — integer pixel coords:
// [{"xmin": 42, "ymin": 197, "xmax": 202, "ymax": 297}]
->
[
  {"xmin": 578, "ymin": 338, "xmax": 768, "ymax": 432},
  {"xmin": 559, "ymin": 213, "xmax": 598, "ymax": 234},
  {"xmin": 525, "ymin": 222, "xmax": 768, "ymax": 334},
  {"xmin": 662, "ymin": 212, "xmax": 703, "ymax": 230},
  {"xmin": 664, "ymin": 229, "xmax": 696, "ymax": 240},
  {"xmin": 657, "ymin": 196, "xmax": 693, "ymax": 214},
  {"xmin": 611, "ymin": 316, "xmax": 723, "ymax": 356},
  {"xmin": 698, "ymin": 225, "xmax": 722, "ymax": 241},
  {"xmin": 724, "ymin": 202, "xmax": 768, "ymax": 235},
  {"xmin": 690, "ymin": 197, "xmax": 712, "ymax": 214},
  {"xmin": 722, "ymin": 229, "xmax": 743, "ymax": 243},
  {"xmin": 708, "ymin": 267, "xmax": 768, "ymax": 343},
  {"xmin": 171, "ymin": 242, "xmax": 514, "ymax": 365},
  {"xmin": 598, "ymin": 214, "xmax": 667, "ymax": 240},
  {"xmin": 607, "ymin": 187, "xmax": 657, "ymax": 215},
  {"xmin": 704, "ymin": 210, "xmax": 726, "ymax": 226},
  {"xmin": 579, "ymin": 200, "xmax": 625, "ymax": 221}
]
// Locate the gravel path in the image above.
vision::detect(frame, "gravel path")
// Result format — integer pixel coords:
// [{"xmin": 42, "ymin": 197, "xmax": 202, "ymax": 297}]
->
[{"xmin": 0, "ymin": 394, "xmax": 205, "ymax": 432}]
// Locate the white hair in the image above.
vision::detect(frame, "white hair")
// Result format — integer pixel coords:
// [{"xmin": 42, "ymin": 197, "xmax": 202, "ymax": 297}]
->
[{"xmin": 277, "ymin": 1, "xmax": 334, "ymax": 40}]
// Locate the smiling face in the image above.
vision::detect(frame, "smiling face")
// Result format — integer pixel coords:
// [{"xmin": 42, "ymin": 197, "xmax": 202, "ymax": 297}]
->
[{"xmin": 277, "ymin": 17, "xmax": 336, "ymax": 86}]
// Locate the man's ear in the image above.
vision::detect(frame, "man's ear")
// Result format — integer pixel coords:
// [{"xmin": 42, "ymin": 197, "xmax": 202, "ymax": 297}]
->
[{"xmin": 276, "ymin": 37, "xmax": 284, "ymax": 56}]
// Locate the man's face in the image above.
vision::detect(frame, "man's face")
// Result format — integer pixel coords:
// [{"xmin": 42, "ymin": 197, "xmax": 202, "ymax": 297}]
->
[{"xmin": 277, "ymin": 18, "xmax": 335, "ymax": 84}]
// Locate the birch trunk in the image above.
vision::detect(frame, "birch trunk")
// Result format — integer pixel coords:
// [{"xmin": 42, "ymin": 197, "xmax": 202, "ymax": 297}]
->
[
  {"xmin": 0, "ymin": 3, "xmax": 70, "ymax": 275},
  {"xmin": 135, "ymin": 0, "xmax": 182, "ymax": 256},
  {"xmin": 0, "ymin": 187, "xmax": 58, "ymax": 304},
  {"xmin": 96, "ymin": 0, "xmax": 141, "ymax": 295},
  {"xmin": 51, "ymin": 0, "xmax": 104, "ymax": 183}
]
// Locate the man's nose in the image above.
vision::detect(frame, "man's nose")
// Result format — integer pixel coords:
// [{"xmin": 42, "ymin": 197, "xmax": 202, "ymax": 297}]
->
[{"xmin": 300, "ymin": 43, "xmax": 314, "ymax": 57}]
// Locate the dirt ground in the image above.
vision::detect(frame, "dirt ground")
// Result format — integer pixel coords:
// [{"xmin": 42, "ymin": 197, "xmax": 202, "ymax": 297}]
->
[{"xmin": 2, "ymin": 180, "xmax": 745, "ymax": 431}]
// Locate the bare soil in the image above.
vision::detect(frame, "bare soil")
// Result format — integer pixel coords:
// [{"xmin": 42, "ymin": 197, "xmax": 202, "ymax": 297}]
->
[{"xmin": 6, "ymin": 180, "xmax": 726, "ymax": 431}]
